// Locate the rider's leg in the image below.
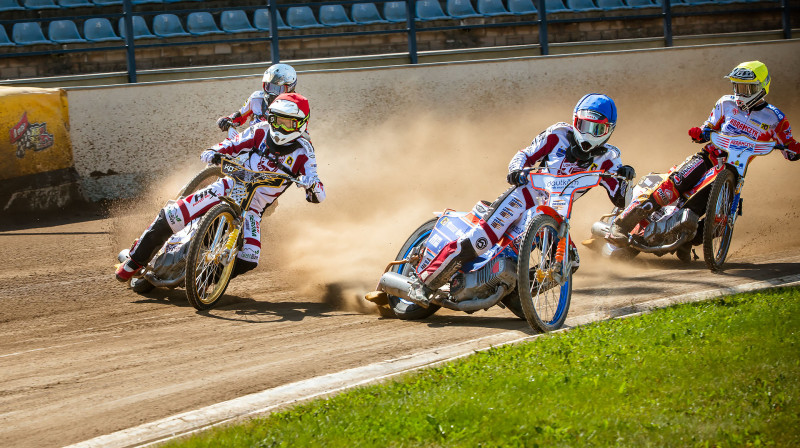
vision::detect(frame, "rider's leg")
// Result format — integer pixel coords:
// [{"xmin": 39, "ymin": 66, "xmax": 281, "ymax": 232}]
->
[
  {"xmin": 231, "ymin": 209, "xmax": 261, "ymax": 279},
  {"xmin": 608, "ymin": 153, "xmax": 710, "ymax": 244},
  {"xmin": 408, "ymin": 186, "xmax": 532, "ymax": 306},
  {"xmin": 116, "ymin": 181, "xmax": 226, "ymax": 281}
]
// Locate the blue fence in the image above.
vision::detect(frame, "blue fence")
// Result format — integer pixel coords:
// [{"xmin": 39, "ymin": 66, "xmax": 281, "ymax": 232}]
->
[{"xmin": 0, "ymin": 0, "xmax": 795, "ymax": 83}]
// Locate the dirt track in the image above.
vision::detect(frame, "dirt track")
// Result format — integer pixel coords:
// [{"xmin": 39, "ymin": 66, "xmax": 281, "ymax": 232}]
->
[{"xmin": 1, "ymin": 201, "xmax": 799, "ymax": 447}]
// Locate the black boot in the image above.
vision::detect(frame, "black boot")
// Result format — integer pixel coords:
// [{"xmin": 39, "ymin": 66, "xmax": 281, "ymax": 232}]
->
[
  {"xmin": 608, "ymin": 199, "xmax": 657, "ymax": 245},
  {"xmin": 128, "ymin": 209, "xmax": 174, "ymax": 267}
]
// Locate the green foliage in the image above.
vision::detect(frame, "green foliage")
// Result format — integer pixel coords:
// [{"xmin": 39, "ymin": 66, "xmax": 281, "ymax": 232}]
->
[{"xmin": 164, "ymin": 287, "xmax": 800, "ymax": 448}]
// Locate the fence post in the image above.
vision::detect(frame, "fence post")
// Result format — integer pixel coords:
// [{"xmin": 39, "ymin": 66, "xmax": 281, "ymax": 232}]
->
[
  {"xmin": 268, "ymin": 0, "xmax": 281, "ymax": 63},
  {"xmin": 782, "ymin": 0, "xmax": 791, "ymax": 39},
  {"xmin": 405, "ymin": 0, "xmax": 418, "ymax": 64},
  {"xmin": 663, "ymin": 0, "xmax": 673, "ymax": 47},
  {"xmin": 537, "ymin": 0, "xmax": 548, "ymax": 56},
  {"xmin": 122, "ymin": 0, "xmax": 137, "ymax": 83}
]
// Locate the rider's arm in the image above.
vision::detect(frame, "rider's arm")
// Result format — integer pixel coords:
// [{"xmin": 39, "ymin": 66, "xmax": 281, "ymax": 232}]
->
[
  {"xmin": 596, "ymin": 146, "xmax": 628, "ymax": 208},
  {"xmin": 210, "ymin": 123, "xmax": 264, "ymax": 156},
  {"xmin": 227, "ymin": 92, "xmax": 261, "ymax": 127},
  {"xmin": 508, "ymin": 128, "xmax": 562, "ymax": 172},
  {"xmin": 773, "ymin": 114, "xmax": 800, "ymax": 161},
  {"xmin": 296, "ymin": 141, "xmax": 326, "ymax": 204}
]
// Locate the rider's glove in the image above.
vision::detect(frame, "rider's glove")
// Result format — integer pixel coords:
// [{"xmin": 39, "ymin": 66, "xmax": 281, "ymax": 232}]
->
[
  {"xmin": 785, "ymin": 140, "xmax": 800, "ymax": 162},
  {"xmin": 200, "ymin": 150, "xmax": 222, "ymax": 165},
  {"xmin": 217, "ymin": 116, "xmax": 233, "ymax": 132},
  {"xmin": 615, "ymin": 165, "xmax": 636, "ymax": 181},
  {"xmin": 295, "ymin": 174, "xmax": 316, "ymax": 189},
  {"xmin": 689, "ymin": 126, "xmax": 710, "ymax": 143},
  {"xmin": 506, "ymin": 170, "xmax": 528, "ymax": 186}
]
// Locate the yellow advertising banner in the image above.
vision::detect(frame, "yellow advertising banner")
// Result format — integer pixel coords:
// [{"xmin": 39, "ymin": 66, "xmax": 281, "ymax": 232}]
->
[{"xmin": 0, "ymin": 86, "xmax": 73, "ymax": 181}]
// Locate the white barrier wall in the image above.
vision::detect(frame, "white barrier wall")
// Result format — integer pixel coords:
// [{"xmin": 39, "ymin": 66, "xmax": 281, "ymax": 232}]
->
[{"xmin": 67, "ymin": 40, "xmax": 800, "ymax": 201}]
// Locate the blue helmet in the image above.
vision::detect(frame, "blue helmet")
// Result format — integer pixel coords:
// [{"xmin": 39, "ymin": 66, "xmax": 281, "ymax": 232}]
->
[{"xmin": 571, "ymin": 93, "xmax": 617, "ymax": 160}]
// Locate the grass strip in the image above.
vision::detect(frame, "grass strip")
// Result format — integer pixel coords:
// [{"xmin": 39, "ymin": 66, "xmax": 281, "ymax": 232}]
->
[{"xmin": 165, "ymin": 286, "xmax": 800, "ymax": 447}]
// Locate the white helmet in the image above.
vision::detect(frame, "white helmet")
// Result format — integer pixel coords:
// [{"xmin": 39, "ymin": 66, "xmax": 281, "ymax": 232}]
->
[
  {"xmin": 262, "ymin": 63, "xmax": 297, "ymax": 104},
  {"xmin": 267, "ymin": 92, "xmax": 310, "ymax": 145}
]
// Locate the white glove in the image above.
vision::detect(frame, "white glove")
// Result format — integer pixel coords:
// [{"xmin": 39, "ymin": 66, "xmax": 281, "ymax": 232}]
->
[
  {"xmin": 200, "ymin": 150, "xmax": 220, "ymax": 165},
  {"xmin": 295, "ymin": 174, "xmax": 317, "ymax": 189}
]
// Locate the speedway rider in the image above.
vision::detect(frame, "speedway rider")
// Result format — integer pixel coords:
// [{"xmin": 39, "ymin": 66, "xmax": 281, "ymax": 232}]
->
[
  {"xmin": 216, "ymin": 63, "xmax": 299, "ymax": 132},
  {"xmin": 407, "ymin": 93, "xmax": 636, "ymax": 308},
  {"xmin": 608, "ymin": 61, "xmax": 800, "ymax": 245},
  {"xmin": 116, "ymin": 92, "xmax": 325, "ymax": 282}
]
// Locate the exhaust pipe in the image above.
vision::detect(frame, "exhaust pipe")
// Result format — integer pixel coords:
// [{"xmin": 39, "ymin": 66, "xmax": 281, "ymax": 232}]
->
[
  {"xmin": 590, "ymin": 221, "xmax": 610, "ymax": 238},
  {"xmin": 441, "ymin": 285, "xmax": 507, "ymax": 312},
  {"xmin": 378, "ymin": 271, "xmax": 414, "ymax": 300},
  {"xmin": 378, "ymin": 272, "xmax": 509, "ymax": 312}
]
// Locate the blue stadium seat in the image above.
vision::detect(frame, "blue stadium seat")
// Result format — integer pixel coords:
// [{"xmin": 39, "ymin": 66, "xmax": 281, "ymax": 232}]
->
[
  {"xmin": 507, "ymin": 0, "xmax": 537, "ymax": 14},
  {"xmin": 478, "ymin": 0, "xmax": 512, "ymax": 16},
  {"xmin": 254, "ymin": 9, "xmax": 292, "ymax": 31},
  {"xmin": 132, "ymin": 0, "xmax": 161, "ymax": 4},
  {"xmin": 0, "ymin": 25, "xmax": 14, "ymax": 46},
  {"xmin": 596, "ymin": 0, "xmax": 628, "ymax": 9},
  {"xmin": 187, "ymin": 12, "xmax": 224, "ymax": 35},
  {"xmin": 286, "ymin": 6, "xmax": 322, "ymax": 29},
  {"xmin": 566, "ymin": 0, "xmax": 600, "ymax": 10},
  {"xmin": 92, "ymin": 0, "xmax": 121, "ymax": 4},
  {"xmin": 417, "ymin": 0, "xmax": 449, "ymax": 20},
  {"xmin": 84, "ymin": 18, "xmax": 121, "ymax": 41},
  {"xmin": 48, "ymin": 19, "xmax": 87, "ymax": 43},
  {"xmin": 118, "ymin": 16, "xmax": 156, "ymax": 39},
  {"xmin": 12, "ymin": 22, "xmax": 53, "ymax": 45},
  {"xmin": 0, "ymin": 0, "xmax": 24, "ymax": 11},
  {"xmin": 351, "ymin": 3, "xmax": 388, "ymax": 24},
  {"xmin": 152, "ymin": 14, "xmax": 190, "ymax": 37},
  {"xmin": 319, "ymin": 5, "xmax": 355, "ymax": 26},
  {"xmin": 221, "ymin": 10, "xmax": 256, "ymax": 33},
  {"xmin": 23, "ymin": 0, "xmax": 59, "ymax": 9},
  {"xmin": 625, "ymin": 0, "xmax": 656, "ymax": 7},
  {"xmin": 383, "ymin": 1, "xmax": 408, "ymax": 22},
  {"xmin": 58, "ymin": 0, "xmax": 92, "ymax": 7},
  {"xmin": 545, "ymin": 0, "xmax": 571, "ymax": 12},
  {"xmin": 447, "ymin": 0, "xmax": 481, "ymax": 18}
]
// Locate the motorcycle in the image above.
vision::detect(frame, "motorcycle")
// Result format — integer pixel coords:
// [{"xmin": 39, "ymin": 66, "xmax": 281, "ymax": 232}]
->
[
  {"xmin": 585, "ymin": 131, "xmax": 784, "ymax": 271},
  {"xmin": 118, "ymin": 154, "xmax": 304, "ymax": 310},
  {"xmin": 365, "ymin": 169, "xmax": 628, "ymax": 333}
]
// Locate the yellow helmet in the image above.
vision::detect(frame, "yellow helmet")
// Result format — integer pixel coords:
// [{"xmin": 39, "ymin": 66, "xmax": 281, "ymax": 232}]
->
[{"xmin": 724, "ymin": 61, "xmax": 770, "ymax": 111}]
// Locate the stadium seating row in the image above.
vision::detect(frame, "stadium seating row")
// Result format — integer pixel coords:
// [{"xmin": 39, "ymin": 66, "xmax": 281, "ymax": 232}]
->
[
  {"xmin": 0, "ymin": 0, "xmax": 201, "ymax": 10},
  {"xmin": 0, "ymin": 0, "xmax": 773, "ymax": 46}
]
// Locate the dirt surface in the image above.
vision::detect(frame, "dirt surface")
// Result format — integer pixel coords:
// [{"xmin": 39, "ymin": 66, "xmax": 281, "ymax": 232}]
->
[{"xmin": 1, "ymin": 201, "xmax": 799, "ymax": 447}]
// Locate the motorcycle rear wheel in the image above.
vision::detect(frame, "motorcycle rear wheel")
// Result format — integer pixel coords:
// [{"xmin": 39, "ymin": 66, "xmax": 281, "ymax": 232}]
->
[
  {"xmin": 389, "ymin": 218, "xmax": 441, "ymax": 320},
  {"xmin": 185, "ymin": 203, "xmax": 238, "ymax": 310},
  {"xmin": 517, "ymin": 214, "xmax": 572, "ymax": 333},
  {"xmin": 703, "ymin": 169, "xmax": 735, "ymax": 271}
]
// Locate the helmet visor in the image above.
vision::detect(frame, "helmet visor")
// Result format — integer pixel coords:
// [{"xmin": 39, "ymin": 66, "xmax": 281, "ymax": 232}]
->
[
  {"xmin": 732, "ymin": 82, "xmax": 762, "ymax": 97},
  {"xmin": 264, "ymin": 82, "xmax": 290, "ymax": 97},
  {"xmin": 574, "ymin": 110, "xmax": 613, "ymax": 138},
  {"xmin": 268, "ymin": 114, "xmax": 302, "ymax": 132}
]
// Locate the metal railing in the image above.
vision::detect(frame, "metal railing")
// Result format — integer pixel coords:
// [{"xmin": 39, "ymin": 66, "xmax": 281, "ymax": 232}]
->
[{"xmin": 0, "ymin": 0, "xmax": 794, "ymax": 83}]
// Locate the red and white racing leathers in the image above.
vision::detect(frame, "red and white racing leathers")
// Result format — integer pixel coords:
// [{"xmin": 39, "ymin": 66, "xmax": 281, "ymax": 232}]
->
[
  {"xmin": 643, "ymin": 95, "xmax": 799, "ymax": 208},
  {"xmin": 419, "ymin": 122, "xmax": 627, "ymax": 288},
  {"xmin": 227, "ymin": 90, "xmax": 270, "ymax": 127},
  {"xmin": 162, "ymin": 122, "xmax": 325, "ymax": 266}
]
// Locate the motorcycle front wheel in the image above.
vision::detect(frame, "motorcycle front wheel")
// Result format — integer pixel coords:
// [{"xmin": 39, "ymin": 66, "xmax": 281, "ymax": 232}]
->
[
  {"xmin": 517, "ymin": 214, "xmax": 572, "ymax": 333},
  {"xmin": 703, "ymin": 169, "xmax": 735, "ymax": 271},
  {"xmin": 389, "ymin": 218, "xmax": 441, "ymax": 320},
  {"xmin": 185, "ymin": 203, "xmax": 238, "ymax": 310},
  {"xmin": 177, "ymin": 166, "xmax": 220, "ymax": 199}
]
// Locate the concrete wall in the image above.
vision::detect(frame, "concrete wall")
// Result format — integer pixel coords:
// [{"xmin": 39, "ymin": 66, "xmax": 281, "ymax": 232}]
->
[{"xmin": 67, "ymin": 39, "xmax": 800, "ymax": 201}]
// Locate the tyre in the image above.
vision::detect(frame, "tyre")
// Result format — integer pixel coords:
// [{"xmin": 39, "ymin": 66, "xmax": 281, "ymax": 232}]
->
[
  {"xmin": 185, "ymin": 203, "xmax": 238, "ymax": 310},
  {"xmin": 517, "ymin": 214, "xmax": 572, "ymax": 333},
  {"xmin": 703, "ymin": 169, "xmax": 735, "ymax": 271},
  {"xmin": 177, "ymin": 166, "xmax": 220, "ymax": 199},
  {"xmin": 130, "ymin": 277, "xmax": 155, "ymax": 293},
  {"xmin": 389, "ymin": 218, "xmax": 441, "ymax": 320},
  {"xmin": 500, "ymin": 288, "xmax": 525, "ymax": 320}
]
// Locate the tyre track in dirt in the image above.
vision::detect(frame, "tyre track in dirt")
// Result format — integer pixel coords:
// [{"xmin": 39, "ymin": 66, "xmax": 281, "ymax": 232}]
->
[{"xmin": 2, "ymin": 211, "xmax": 799, "ymax": 447}]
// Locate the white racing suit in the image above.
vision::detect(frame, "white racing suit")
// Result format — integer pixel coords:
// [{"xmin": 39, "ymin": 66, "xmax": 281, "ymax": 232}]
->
[
  {"xmin": 418, "ymin": 123, "xmax": 628, "ymax": 290},
  {"xmin": 226, "ymin": 90, "xmax": 270, "ymax": 127},
  {"xmin": 127, "ymin": 122, "xmax": 325, "ymax": 277}
]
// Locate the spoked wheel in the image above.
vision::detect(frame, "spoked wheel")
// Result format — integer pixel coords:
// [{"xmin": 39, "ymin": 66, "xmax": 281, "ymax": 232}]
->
[
  {"xmin": 517, "ymin": 214, "xmax": 572, "ymax": 333},
  {"xmin": 177, "ymin": 166, "xmax": 220, "ymax": 199},
  {"xmin": 703, "ymin": 169, "xmax": 735, "ymax": 271},
  {"xmin": 389, "ymin": 218, "xmax": 441, "ymax": 320},
  {"xmin": 185, "ymin": 203, "xmax": 238, "ymax": 310}
]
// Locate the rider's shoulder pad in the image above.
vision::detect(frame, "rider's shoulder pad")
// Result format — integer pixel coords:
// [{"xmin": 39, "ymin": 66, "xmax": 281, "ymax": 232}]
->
[
  {"xmin": 765, "ymin": 103, "xmax": 785, "ymax": 121},
  {"xmin": 249, "ymin": 90, "xmax": 267, "ymax": 100}
]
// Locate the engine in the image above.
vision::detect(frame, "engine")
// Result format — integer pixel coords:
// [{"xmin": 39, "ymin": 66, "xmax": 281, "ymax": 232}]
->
[
  {"xmin": 450, "ymin": 257, "xmax": 517, "ymax": 303},
  {"xmin": 641, "ymin": 207, "xmax": 699, "ymax": 246}
]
